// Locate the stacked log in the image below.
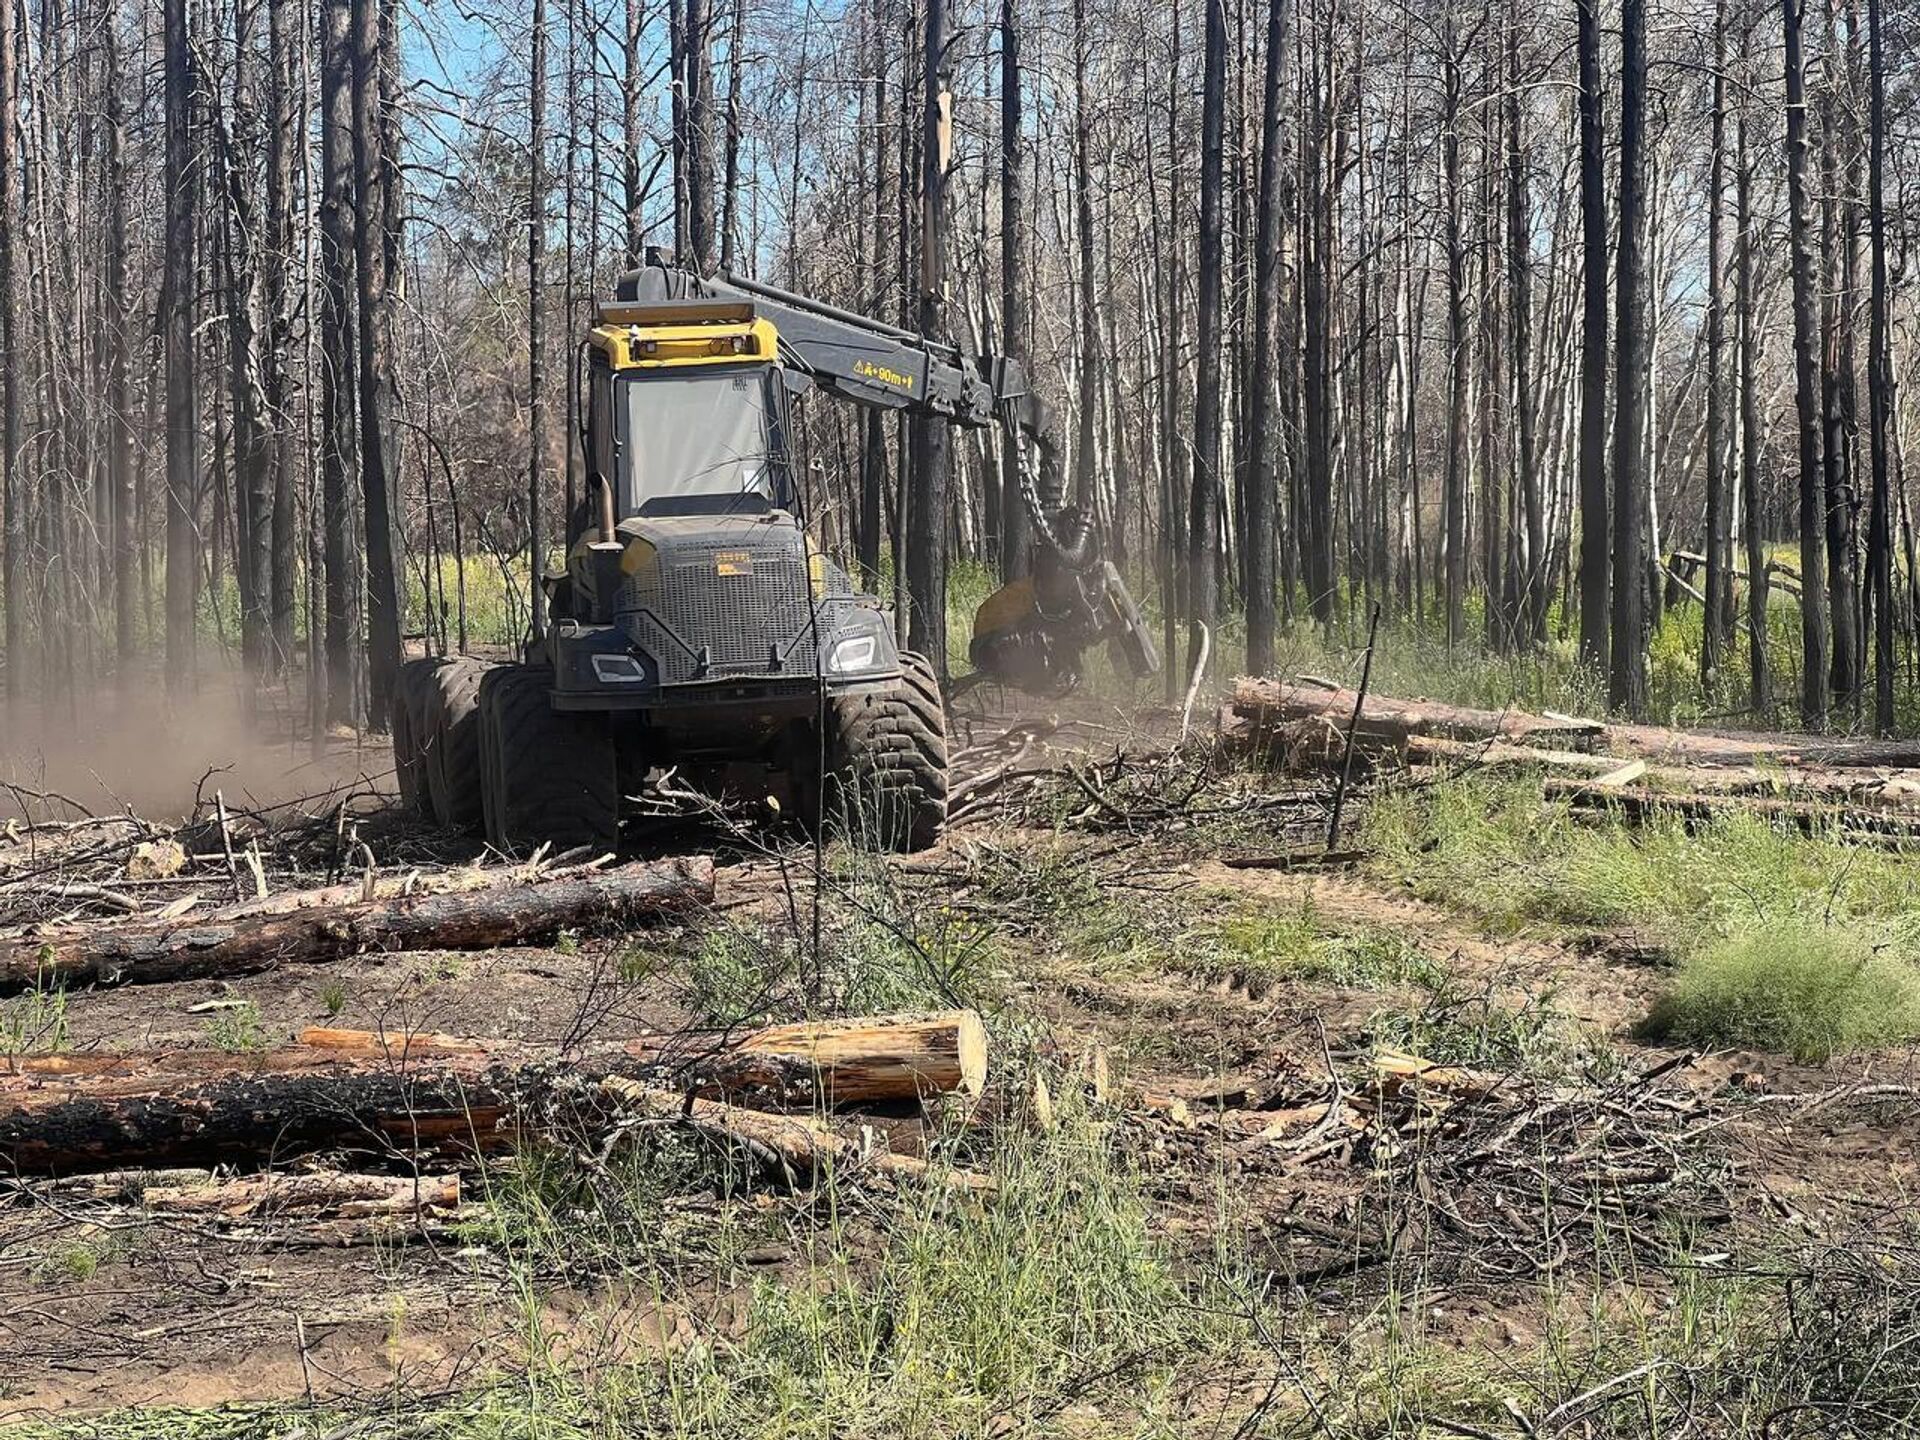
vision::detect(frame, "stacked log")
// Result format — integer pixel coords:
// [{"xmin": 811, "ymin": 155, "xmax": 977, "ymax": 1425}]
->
[{"xmin": 1229, "ymin": 676, "xmax": 1920, "ymax": 818}]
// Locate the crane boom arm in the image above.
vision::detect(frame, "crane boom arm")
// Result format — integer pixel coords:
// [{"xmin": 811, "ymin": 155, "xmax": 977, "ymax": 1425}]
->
[{"xmin": 613, "ymin": 259, "xmax": 1050, "ymax": 447}]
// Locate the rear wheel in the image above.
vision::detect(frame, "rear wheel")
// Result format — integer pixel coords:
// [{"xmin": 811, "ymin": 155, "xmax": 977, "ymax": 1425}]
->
[
  {"xmin": 391, "ymin": 658, "xmax": 442, "ymax": 817},
  {"xmin": 820, "ymin": 651, "xmax": 948, "ymax": 852},
  {"xmin": 477, "ymin": 663, "xmax": 620, "ymax": 855},
  {"xmin": 422, "ymin": 656, "xmax": 489, "ymax": 833}
]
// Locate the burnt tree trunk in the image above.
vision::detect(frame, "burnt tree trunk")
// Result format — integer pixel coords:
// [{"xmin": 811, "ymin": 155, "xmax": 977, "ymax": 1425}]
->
[
  {"xmin": 1784, "ymin": 0, "xmax": 1830, "ymax": 726},
  {"xmin": 104, "ymin": 8, "xmax": 133, "ymax": 671},
  {"xmin": 163, "ymin": 0, "xmax": 198, "ymax": 697},
  {"xmin": 1867, "ymin": 0, "xmax": 1893, "ymax": 733},
  {"xmin": 1609, "ymin": 0, "xmax": 1648, "ymax": 718},
  {"xmin": 528, "ymin": 0, "xmax": 549, "ymax": 644},
  {"xmin": 1702, "ymin": 0, "xmax": 1733, "ymax": 685},
  {"xmin": 1440, "ymin": 20, "xmax": 1469, "ymax": 650},
  {"xmin": 998, "ymin": 0, "xmax": 1028, "ymax": 582},
  {"xmin": 1574, "ymin": 0, "xmax": 1609, "ymax": 677},
  {"xmin": 1244, "ymin": 0, "xmax": 1291, "ymax": 672},
  {"xmin": 352, "ymin": 0, "xmax": 403, "ymax": 729},
  {"xmin": 1187, "ymin": 0, "xmax": 1228, "ymax": 668},
  {"xmin": 904, "ymin": 0, "xmax": 951, "ymax": 674},
  {"xmin": 1506, "ymin": 0, "xmax": 1544, "ymax": 644},
  {"xmin": 1737, "ymin": 18, "xmax": 1770, "ymax": 717},
  {"xmin": 319, "ymin": 0, "xmax": 362, "ymax": 727}
]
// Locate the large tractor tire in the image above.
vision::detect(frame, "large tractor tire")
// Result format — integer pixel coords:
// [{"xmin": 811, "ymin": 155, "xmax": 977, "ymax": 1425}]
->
[
  {"xmin": 390, "ymin": 658, "xmax": 443, "ymax": 817},
  {"xmin": 821, "ymin": 651, "xmax": 949, "ymax": 853},
  {"xmin": 476, "ymin": 663, "xmax": 619, "ymax": 855},
  {"xmin": 421, "ymin": 656, "xmax": 489, "ymax": 833}
]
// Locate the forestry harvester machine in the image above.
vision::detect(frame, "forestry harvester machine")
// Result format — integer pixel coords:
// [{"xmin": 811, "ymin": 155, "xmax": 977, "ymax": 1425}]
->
[{"xmin": 390, "ymin": 255, "xmax": 1158, "ymax": 854}]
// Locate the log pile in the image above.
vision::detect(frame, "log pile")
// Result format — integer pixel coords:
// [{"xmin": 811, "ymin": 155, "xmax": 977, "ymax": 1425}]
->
[{"xmin": 0, "ymin": 1010, "xmax": 988, "ymax": 1176}]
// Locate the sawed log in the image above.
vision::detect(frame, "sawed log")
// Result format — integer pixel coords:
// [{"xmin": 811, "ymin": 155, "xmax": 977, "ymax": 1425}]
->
[
  {"xmin": 600, "ymin": 1078, "xmax": 992, "ymax": 1190},
  {"xmin": 0, "ymin": 1010, "xmax": 988, "ymax": 1174},
  {"xmin": 0, "ymin": 857, "xmax": 715, "ymax": 995}
]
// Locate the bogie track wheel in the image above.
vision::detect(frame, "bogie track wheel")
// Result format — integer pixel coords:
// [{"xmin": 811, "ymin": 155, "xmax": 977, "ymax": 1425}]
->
[
  {"xmin": 421, "ymin": 656, "xmax": 490, "ymax": 833},
  {"xmin": 391, "ymin": 657, "xmax": 444, "ymax": 817},
  {"xmin": 476, "ymin": 663, "xmax": 620, "ymax": 855}
]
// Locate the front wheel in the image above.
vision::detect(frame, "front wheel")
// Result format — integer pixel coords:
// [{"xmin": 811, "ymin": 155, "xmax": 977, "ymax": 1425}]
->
[{"xmin": 818, "ymin": 652, "xmax": 949, "ymax": 852}]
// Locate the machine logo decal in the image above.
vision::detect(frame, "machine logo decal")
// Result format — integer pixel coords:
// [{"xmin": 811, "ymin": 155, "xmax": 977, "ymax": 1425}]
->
[
  {"xmin": 852, "ymin": 359, "xmax": 914, "ymax": 392},
  {"xmin": 715, "ymin": 550, "xmax": 753, "ymax": 577}
]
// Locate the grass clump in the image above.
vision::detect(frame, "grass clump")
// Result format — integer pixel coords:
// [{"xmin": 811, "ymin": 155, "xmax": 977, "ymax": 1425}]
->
[
  {"xmin": 1202, "ymin": 908, "xmax": 1445, "ymax": 991},
  {"xmin": 2, "ymin": 969, "xmax": 68, "ymax": 1052},
  {"xmin": 623, "ymin": 882, "xmax": 996, "ymax": 1032},
  {"xmin": 60, "ymin": 1072, "xmax": 1245, "ymax": 1439},
  {"xmin": 1644, "ymin": 919, "xmax": 1920, "ymax": 1062},
  {"xmin": 1368, "ymin": 977, "xmax": 1605, "ymax": 1078},
  {"xmin": 614, "ymin": 1083, "xmax": 1221, "ymax": 1436},
  {"xmin": 201, "ymin": 1000, "xmax": 266, "ymax": 1053}
]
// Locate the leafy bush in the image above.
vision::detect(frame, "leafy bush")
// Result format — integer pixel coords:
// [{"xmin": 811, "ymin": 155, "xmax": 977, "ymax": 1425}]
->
[{"xmin": 1644, "ymin": 920, "xmax": 1920, "ymax": 1062}]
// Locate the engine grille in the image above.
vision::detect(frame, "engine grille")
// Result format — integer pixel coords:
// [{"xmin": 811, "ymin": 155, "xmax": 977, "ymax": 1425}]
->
[{"xmin": 620, "ymin": 545, "xmax": 832, "ymax": 684}]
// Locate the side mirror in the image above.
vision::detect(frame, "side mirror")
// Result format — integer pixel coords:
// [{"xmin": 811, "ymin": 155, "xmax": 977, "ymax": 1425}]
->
[{"xmin": 781, "ymin": 368, "xmax": 816, "ymax": 397}]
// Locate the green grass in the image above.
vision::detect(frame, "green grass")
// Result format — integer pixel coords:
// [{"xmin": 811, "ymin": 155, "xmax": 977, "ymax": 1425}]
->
[
  {"xmin": 628, "ymin": 885, "xmax": 996, "ymax": 1034},
  {"xmin": 1367, "ymin": 976, "xmax": 1607, "ymax": 1077},
  {"xmin": 1644, "ymin": 919, "xmax": 1920, "ymax": 1062},
  {"xmin": 200, "ymin": 1000, "xmax": 266, "ymax": 1053},
  {"xmin": 1197, "ymin": 907, "xmax": 1446, "ymax": 991},
  {"xmin": 1251, "ymin": 583, "xmax": 1819, "ymax": 731},
  {"xmin": 1364, "ymin": 773, "xmax": 1920, "ymax": 1060},
  {"xmin": 2, "ymin": 966, "xmax": 69, "ymax": 1052}
]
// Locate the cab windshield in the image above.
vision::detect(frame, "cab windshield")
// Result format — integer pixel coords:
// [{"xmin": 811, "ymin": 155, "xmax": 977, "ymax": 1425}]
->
[{"xmin": 617, "ymin": 368, "xmax": 785, "ymax": 511}]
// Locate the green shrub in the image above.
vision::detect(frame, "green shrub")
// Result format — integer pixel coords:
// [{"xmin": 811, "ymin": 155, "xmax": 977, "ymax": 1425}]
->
[{"xmin": 1644, "ymin": 919, "xmax": 1920, "ymax": 1062}]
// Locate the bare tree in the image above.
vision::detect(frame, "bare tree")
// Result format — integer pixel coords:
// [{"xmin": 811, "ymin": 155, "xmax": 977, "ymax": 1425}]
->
[
  {"xmin": 163, "ymin": 0, "xmax": 199, "ymax": 697},
  {"xmin": 1784, "ymin": 0, "xmax": 1829, "ymax": 726},
  {"xmin": 1245, "ymin": 0, "xmax": 1292, "ymax": 672},
  {"xmin": 354, "ymin": 0, "xmax": 403, "ymax": 725},
  {"xmin": 1188, "ymin": 0, "xmax": 1228, "ymax": 667},
  {"xmin": 1866, "ymin": 0, "xmax": 1892, "ymax": 731},
  {"xmin": 1575, "ymin": 0, "xmax": 1609, "ymax": 677}
]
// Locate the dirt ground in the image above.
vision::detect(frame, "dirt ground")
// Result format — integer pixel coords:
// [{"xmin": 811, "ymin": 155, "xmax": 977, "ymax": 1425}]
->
[{"xmin": 3, "ymin": 695, "xmax": 1917, "ymax": 1426}]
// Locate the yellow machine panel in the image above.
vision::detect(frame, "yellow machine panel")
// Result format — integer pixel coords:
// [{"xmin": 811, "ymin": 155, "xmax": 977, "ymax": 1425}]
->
[{"xmin": 587, "ymin": 306, "xmax": 780, "ymax": 372}]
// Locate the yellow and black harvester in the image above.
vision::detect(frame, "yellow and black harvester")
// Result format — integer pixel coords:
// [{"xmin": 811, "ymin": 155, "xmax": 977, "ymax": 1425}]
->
[{"xmin": 392, "ymin": 256, "xmax": 1157, "ymax": 854}]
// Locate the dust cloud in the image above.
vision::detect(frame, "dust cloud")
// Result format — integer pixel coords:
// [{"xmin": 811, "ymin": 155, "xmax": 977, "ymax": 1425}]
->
[{"xmin": 0, "ymin": 679, "xmax": 393, "ymax": 825}]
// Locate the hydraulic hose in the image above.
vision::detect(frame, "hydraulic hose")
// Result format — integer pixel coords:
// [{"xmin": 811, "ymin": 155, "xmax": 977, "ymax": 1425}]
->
[{"xmin": 1000, "ymin": 399, "xmax": 1098, "ymax": 572}]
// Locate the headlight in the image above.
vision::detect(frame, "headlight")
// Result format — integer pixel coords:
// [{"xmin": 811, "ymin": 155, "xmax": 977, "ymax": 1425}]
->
[
  {"xmin": 828, "ymin": 635, "xmax": 878, "ymax": 673},
  {"xmin": 591, "ymin": 654, "xmax": 648, "ymax": 683}
]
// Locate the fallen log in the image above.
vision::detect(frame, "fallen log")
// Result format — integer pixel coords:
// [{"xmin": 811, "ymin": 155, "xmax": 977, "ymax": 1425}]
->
[
  {"xmin": 1, "ymin": 1009, "xmax": 987, "ymax": 1174},
  {"xmin": 0, "ymin": 856, "xmax": 714, "ymax": 995},
  {"xmin": 1232, "ymin": 677, "xmax": 1920, "ymax": 776},
  {"xmin": 1543, "ymin": 778, "xmax": 1920, "ymax": 840},
  {"xmin": 143, "ymin": 1170, "xmax": 462, "ymax": 1218},
  {"xmin": 1231, "ymin": 678, "xmax": 1604, "ymax": 751},
  {"xmin": 1409, "ymin": 736, "xmax": 1920, "ymax": 810},
  {"xmin": 627, "ymin": 1010, "xmax": 988, "ymax": 1104},
  {"xmin": 297, "ymin": 1010, "xmax": 987, "ymax": 1105},
  {"xmin": 601, "ymin": 1078, "xmax": 993, "ymax": 1190}
]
